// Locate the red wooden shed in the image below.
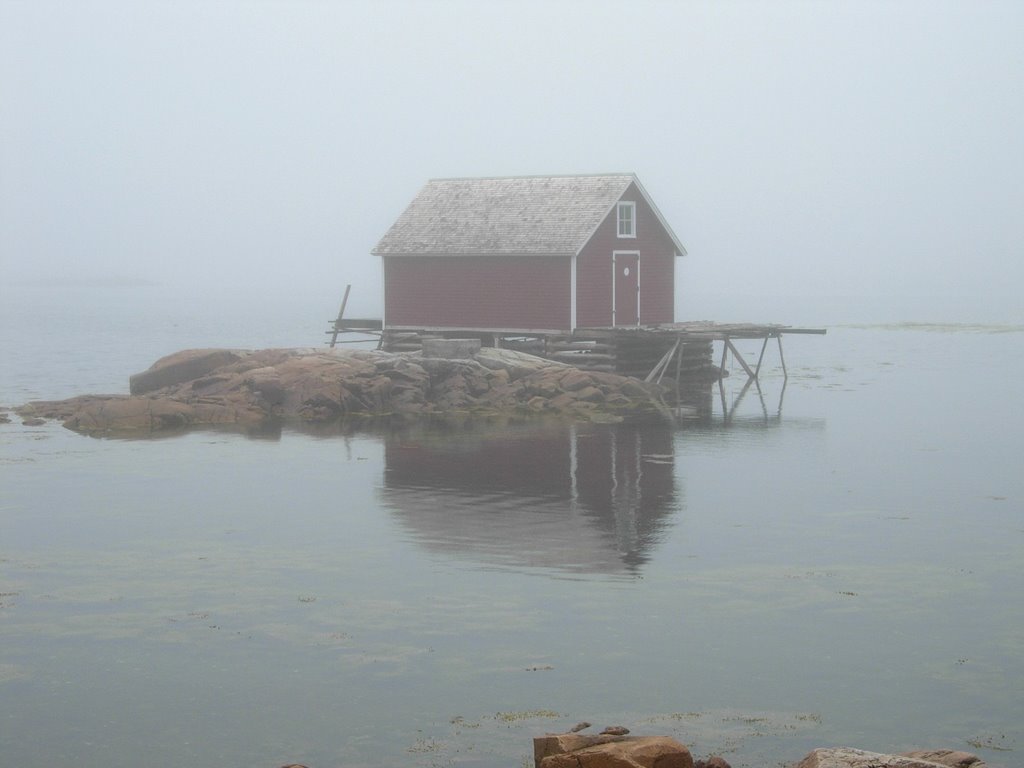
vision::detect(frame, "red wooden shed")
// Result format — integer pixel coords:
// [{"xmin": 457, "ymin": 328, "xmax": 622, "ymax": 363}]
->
[{"xmin": 372, "ymin": 174, "xmax": 686, "ymax": 334}]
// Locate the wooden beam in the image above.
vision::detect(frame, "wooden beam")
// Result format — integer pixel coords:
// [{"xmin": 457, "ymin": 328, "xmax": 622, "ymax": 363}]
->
[
  {"xmin": 656, "ymin": 339, "xmax": 681, "ymax": 384},
  {"xmin": 327, "ymin": 318, "xmax": 382, "ymax": 330},
  {"xmin": 645, "ymin": 340, "xmax": 679, "ymax": 384},
  {"xmin": 724, "ymin": 337, "xmax": 757, "ymax": 381},
  {"xmin": 754, "ymin": 336, "xmax": 769, "ymax": 379},
  {"xmin": 329, "ymin": 284, "xmax": 351, "ymax": 348}
]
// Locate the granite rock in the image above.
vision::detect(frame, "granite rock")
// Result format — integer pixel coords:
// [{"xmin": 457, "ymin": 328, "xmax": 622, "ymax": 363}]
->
[
  {"xmin": 794, "ymin": 747, "xmax": 986, "ymax": 768},
  {"xmin": 18, "ymin": 347, "xmax": 666, "ymax": 435},
  {"xmin": 535, "ymin": 734, "xmax": 692, "ymax": 768}
]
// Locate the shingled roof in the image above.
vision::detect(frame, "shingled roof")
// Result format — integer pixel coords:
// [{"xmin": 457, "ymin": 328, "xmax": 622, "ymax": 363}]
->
[{"xmin": 372, "ymin": 173, "xmax": 686, "ymax": 257}]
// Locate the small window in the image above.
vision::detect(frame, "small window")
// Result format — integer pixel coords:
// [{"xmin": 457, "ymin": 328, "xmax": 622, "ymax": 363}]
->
[{"xmin": 617, "ymin": 201, "xmax": 636, "ymax": 238}]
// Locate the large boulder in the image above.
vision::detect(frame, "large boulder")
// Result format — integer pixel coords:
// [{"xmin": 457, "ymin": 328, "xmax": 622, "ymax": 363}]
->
[
  {"xmin": 128, "ymin": 349, "xmax": 246, "ymax": 394},
  {"xmin": 535, "ymin": 734, "xmax": 692, "ymax": 768},
  {"xmin": 475, "ymin": 347, "xmax": 569, "ymax": 380}
]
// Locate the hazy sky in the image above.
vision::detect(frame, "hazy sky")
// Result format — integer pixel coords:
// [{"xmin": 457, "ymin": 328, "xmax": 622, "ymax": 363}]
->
[{"xmin": 2, "ymin": 0, "xmax": 1022, "ymax": 320}]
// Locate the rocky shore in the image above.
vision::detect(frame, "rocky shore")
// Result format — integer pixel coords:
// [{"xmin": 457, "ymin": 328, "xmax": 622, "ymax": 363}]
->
[
  {"xmin": 13, "ymin": 345, "xmax": 671, "ymax": 435},
  {"xmin": 537, "ymin": 732, "xmax": 989, "ymax": 768},
  {"xmin": 275, "ymin": 733, "xmax": 988, "ymax": 768},
  {"xmin": 531, "ymin": 732, "xmax": 988, "ymax": 768}
]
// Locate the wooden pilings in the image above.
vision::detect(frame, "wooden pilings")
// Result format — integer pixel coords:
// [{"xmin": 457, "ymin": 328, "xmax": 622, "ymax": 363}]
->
[{"xmin": 377, "ymin": 324, "xmax": 825, "ymax": 382}]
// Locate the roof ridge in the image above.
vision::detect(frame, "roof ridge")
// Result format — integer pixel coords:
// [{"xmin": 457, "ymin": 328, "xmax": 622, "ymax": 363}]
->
[{"xmin": 426, "ymin": 172, "xmax": 636, "ymax": 182}]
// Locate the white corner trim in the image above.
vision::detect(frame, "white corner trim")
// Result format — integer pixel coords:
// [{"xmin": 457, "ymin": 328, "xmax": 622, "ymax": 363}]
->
[{"xmin": 570, "ymin": 253, "xmax": 577, "ymax": 331}]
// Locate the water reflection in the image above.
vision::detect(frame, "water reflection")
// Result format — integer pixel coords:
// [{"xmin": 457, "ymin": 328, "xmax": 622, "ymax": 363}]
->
[
  {"xmin": 379, "ymin": 420, "xmax": 679, "ymax": 576},
  {"xmin": 666, "ymin": 374, "xmax": 787, "ymax": 426},
  {"xmin": 719, "ymin": 377, "xmax": 786, "ymax": 424}
]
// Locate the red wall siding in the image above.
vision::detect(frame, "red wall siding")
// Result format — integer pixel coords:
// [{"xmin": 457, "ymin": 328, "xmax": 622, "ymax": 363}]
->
[
  {"xmin": 384, "ymin": 255, "xmax": 571, "ymax": 330},
  {"xmin": 576, "ymin": 183, "xmax": 678, "ymax": 327}
]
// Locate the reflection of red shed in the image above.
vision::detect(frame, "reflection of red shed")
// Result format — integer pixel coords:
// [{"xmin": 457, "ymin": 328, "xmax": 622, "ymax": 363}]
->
[{"xmin": 372, "ymin": 174, "xmax": 686, "ymax": 333}]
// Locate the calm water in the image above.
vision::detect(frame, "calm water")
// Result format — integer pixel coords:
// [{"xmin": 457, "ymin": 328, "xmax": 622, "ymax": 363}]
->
[{"xmin": 1, "ymin": 285, "xmax": 1022, "ymax": 768}]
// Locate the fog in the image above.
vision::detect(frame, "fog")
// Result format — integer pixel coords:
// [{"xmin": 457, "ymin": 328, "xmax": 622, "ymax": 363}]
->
[{"xmin": 2, "ymin": 0, "xmax": 1022, "ymax": 324}]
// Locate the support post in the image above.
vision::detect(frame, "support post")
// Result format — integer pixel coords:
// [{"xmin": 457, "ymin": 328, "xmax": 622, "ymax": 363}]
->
[
  {"xmin": 329, "ymin": 284, "xmax": 352, "ymax": 349},
  {"xmin": 754, "ymin": 336, "xmax": 769, "ymax": 379}
]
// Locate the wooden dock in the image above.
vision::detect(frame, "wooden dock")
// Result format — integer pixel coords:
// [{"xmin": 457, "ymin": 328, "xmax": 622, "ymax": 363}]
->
[
  {"xmin": 374, "ymin": 323, "xmax": 825, "ymax": 383},
  {"xmin": 324, "ymin": 288, "xmax": 825, "ymax": 384}
]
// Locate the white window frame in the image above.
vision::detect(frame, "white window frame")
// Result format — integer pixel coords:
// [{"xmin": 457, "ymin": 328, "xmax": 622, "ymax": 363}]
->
[{"xmin": 617, "ymin": 201, "xmax": 636, "ymax": 238}]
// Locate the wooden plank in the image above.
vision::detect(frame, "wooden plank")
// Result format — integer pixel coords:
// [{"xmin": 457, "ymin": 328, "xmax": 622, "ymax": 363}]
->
[
  {"xmin": 551, "ymin": 352, "xmax": 615, "ymax": 363},
  {"xmin": 386, "ymin": 325, "xmax": 569, "ymax": 335},
  {"xmin": 548, "ymin": 342, "xmax": 611, "ymax": 352},
  {"xmin": 329, "ymin": 318, "xmax": 383, "ymax": 330}
]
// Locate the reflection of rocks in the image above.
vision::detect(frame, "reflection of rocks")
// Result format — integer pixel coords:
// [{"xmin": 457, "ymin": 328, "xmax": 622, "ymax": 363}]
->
[
  {"xmin": 17, "ymin": 347, "xmax": 668, "ymax": 435},
  {"xmin": 382, "ymin": 421, "xmax": 678, "ymax": 576}
]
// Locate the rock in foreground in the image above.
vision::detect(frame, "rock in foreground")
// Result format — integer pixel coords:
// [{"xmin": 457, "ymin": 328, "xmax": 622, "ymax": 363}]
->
[
  {"xmin": 17, "ymin": 347, "xmax": 668, "ymax": 435},
  {"xmin": 794, "ymin": 747, "xmax": 987, "ymax": 768},
  {"xmin": 534, "ymin": 733, "xmax": 693, "ymax": 768}
]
